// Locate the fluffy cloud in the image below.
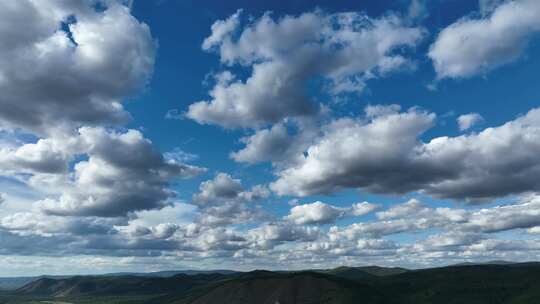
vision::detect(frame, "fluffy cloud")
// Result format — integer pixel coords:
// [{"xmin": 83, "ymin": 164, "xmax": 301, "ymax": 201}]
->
[
  {"xmin": 0, "ymin": 228, "xmax": 74, "ymax": 256},
  {"xmin": 421, "ymin": 108, "xmax": 540, "ymax": 200},
  {"xmin": 193, "ymin": 173, "xmax": 268, "ymax": 205},
  {"xmin": 187, "ymin": 10, "xmax": 424, "ymax": 128},
  {"xmin": 196, "ymin": 201, "xmax": 267, "ymax": 227},
  {"xmin": 193, "ymin": 173, "xmax": 245, "ymax": 204},
  {"xmin": 201, "ymin": 9, "xmax": 242, "ymax": 51},
  {"xmin": 285, "ymin": 201, "xmax": 378, "ymax": 225},
  {"xmin": 230, "ymin": 124, "xmax": 295, "ymax": 164},
  {"xmin": 0, "ymin": 134, "xmax": 81, "ymax": 174},
  {"xmin": 272, "ymin": 105, "xmax": 540, "ymax": 202},
  {"xmin": 285, "ymin": 201, "xmax": 346, "ymax": 225},
  {"xmin": 247, "ymin": 223, "xmax": 321, "ymax": 250},
  {"xmin": 416, "ymin": 232, "xmax": 484, "ymax": 250},
  {"xmin": 406, "ymin": 232, "xmax": 540, "ymax": 263},
  {"xmin": 230, "ymin": 117, "xmax": 322, "ymax": 167},
  {"xmin": 350, "ymin": 202, "xmax": 380, "ymax": 216},
  {"xmin": 0, "ymin": 0, "xmax": 155, "ymax": 134},
  {"xmin": 330, "ymin": 195, "xmax": 540, "ymax": 240},
  {"xmin": 1, "ymin": 212, "xmax": 122, "ymax": 237},
  {"xmin": 457, "ymin": 113, "xmax": 483, "ymax": 131},
  {"xmin": 429, "ymin": 0, "xmax": 540, "ymax": 79},
  {"xmin": 271, "ymin": 105, "xmax": 440, "ymax": 196},
  {"xmin": 0, "ymin": 0, "xmax": 193, "ymax": 220},
  {"xmin": 479, "ymin": 0, "xmax": 506, "ymax": 15},
  {"xmin": 191, "ymin": 173, "xmax": 269, "ymax": 227},
  {"xmin": 462, "ymin": 195, "xmax": 540, "ymax": 233},
  {"xmin": 38, "ymin": 127, "xmax": 205, "ymax": 217},
  {"xmin": 376, "ymin": 199, "xmax": 425, "ymax": 220},
  {"xmin": 129, "ymin": 203, "xmax": 197, "ymax": 228}
]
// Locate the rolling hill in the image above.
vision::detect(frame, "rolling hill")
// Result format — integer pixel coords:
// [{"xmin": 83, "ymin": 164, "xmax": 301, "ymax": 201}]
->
[
  {"xmin": 0, "ymin": 270, "xmax": 238, "ymax": 291},
  {"xmin": 7, "ymin": 263, "xmax": 540, "ymax": 304},
  {"xmin": 171, "ymin": 271, "xmax": 382, "ymax": 304},
  {"xmin": 16, "ymin": 273, "xmax": 230, "ymax": 298},
  {"xmin": 323, "ymin": 265, "xmax": 409, "ymax": 280}
]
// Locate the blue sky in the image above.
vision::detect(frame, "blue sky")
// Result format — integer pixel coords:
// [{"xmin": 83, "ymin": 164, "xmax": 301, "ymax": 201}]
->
[{"xmin": 1, "ymin": 0, "xmax": 540, "ymax": 276}]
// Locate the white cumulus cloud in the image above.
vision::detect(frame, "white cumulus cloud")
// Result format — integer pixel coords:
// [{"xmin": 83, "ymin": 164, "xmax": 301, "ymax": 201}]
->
[{"xmin": 429, "ymin": 0, "xmax": 540, "ymax": 79}]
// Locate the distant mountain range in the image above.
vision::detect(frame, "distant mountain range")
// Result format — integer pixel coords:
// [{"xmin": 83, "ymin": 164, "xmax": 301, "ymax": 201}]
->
[
  {"xmin": 2, "ymin": 262, "xmax": 540, "ymax": 303},
  {"xmin": 100, "ymin": 269, "xmax": 238, "ymax": 278},
  {"xmin": 0, "ymin": 275, "xmax": 72, "ymax": 291},
  {"xmin": 0, "ymin": 270, "xmax": 236, "ymax": 291},
  {"xmin": 450, "ymin": 260, "xmax": 519, "ymax": 266}
]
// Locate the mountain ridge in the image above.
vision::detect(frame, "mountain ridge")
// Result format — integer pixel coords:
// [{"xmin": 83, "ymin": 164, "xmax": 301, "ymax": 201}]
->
[{"xmin": 5, "ymin": 262, "xmax": 540, "ymax": 304}]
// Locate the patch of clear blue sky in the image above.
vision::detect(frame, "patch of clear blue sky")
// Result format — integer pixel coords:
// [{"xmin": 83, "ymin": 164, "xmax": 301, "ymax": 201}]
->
[{"xmin": 123, "ymin": 0, "xmax": 540, "ymax": 223}]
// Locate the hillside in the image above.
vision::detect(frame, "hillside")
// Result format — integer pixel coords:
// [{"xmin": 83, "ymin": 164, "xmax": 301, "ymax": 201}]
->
[
  {"xmin": 0, "ymin": 275, "xmax": 71, "ymax": 291},
  {"xmin": 378, "ymin": 263, "xmax": 540, "ymax": 304},
  {"xmin": 0, "ymin": 277, "xmax": 35, "ymax": 291},
  {"xmin": 6, "ymin": 263, "xmax": 540, "ymax": 304},
  {"xmin": 175, "ymin": 263, "xmax": 540, "ymax": 304},
  {"xmin": 0, "ymin": 270, "xmax": 239, "ymax": 291},
  {"xmin": 16, "ymin": 273, "xmax": 230, "ymax": 298},
  {"xmin": 171, "ymin": 271, "xmax": 383, "ymax": 304},
  {"xmin": 324, "ymin": 266, "xmax": 408, "ymax": 280}
]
